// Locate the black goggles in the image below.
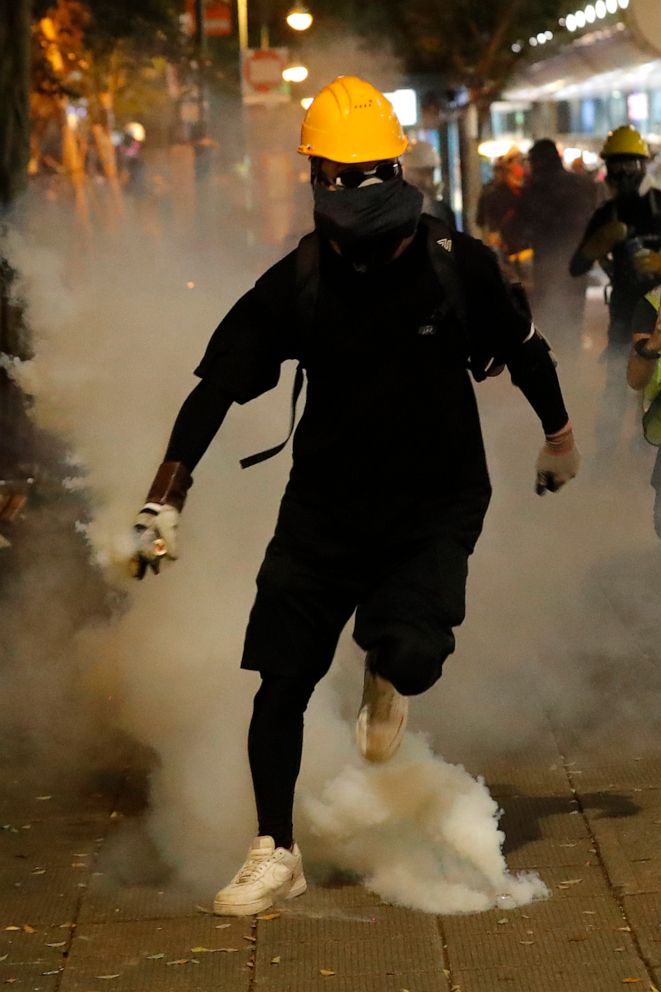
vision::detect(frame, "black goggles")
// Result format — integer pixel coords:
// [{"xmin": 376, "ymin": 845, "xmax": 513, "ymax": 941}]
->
[
  {"xmin": 318, "ymin": 160, "xmax": 402, "ymax": 190},
  {"xmin": 606, "ymin": 159, "xmax": 646, "ymax": 176}
]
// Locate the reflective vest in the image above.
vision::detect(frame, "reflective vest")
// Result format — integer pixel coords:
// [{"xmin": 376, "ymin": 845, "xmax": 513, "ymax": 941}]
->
[{"xmin": 642, "ymin": 286, "xmax": 661, "ymax": 446}]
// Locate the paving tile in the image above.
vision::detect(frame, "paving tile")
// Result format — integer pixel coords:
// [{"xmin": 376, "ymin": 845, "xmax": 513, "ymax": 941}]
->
[
  {"xmin": 565, "ymin": 757, "xmax": 661, "ymax": 794},
  {"xmin": 623, "ymin": 893, "xmax": 661, "ymax": 968},
  {"xmin": 0, "ymin": 816, "xmax": 103, "ymax": 872},
  {"xmin": 476, "ymin": 759, "xmax": 572, "ymax": 799},
  {"xmin": 252, "ymin": 931, "xmax": 445, "ymax": 987},
  {"xmin": 77, "ymin": 874, "xmax": 204, "ymax": 924},
  {"xmin": 59, "ymin": 918, "xmax": 252, "ymax": 992},
  {"xmin": 590, "ymin": 826, "xmax": 661, "ymax": 895},
  {"xmin": 252, "ymin": 972, "xmax": 449, "ymax": 992},
  {"xmin": 442, "ymin": 895, "xmax": 625, "ymax": 938},
  {"xmin": 0, "ymin": 923, "xmax": 73, "ymax": 966},
  {"xmin": 533, "ymin": 864, "xmax": 614, "ymax": 899},
  {"xmin": 255, "ymin": 905, "xmax": 433, "ymax": 944},
  {"xmin": 0, "ymin": 867, "xmax": 85, "ymax": 926},
  {"xmin": 0, "ymin": 959, "xmax": 62, "ymax": 989},
  {"xmin": 505, "ymin": 835, "xmax": 598, "ymax": 869},
  {"xmin": 444, "ymin": 924, "xmax": 638, "ymax": 970},
  {"xmin": 452, "ymin": 956, "xmax": 650, "ymax": 992},
  {"xmin": 283, "ymin": 884, "xmax": 386, "ymax": 914}
]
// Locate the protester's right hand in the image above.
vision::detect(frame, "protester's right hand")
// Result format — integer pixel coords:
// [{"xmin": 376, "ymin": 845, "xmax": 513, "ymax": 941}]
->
[
  {"xmin": 130, "ymin": 503, "xmax": 180, "ymax": 580},
  {"xmin": 581, "ymin": 219, "xmax": 628, "ymax": 261}
]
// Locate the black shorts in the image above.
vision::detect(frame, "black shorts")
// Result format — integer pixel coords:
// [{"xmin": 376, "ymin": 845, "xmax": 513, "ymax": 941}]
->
[{"xmin": 240, "ymin": 490, "xmax": 489, "ymax": 683}]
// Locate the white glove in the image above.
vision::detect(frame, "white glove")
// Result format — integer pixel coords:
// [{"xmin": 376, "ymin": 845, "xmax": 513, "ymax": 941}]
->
[
  {"xmin": 130, "ymin": 502, "xmax": 180, "ymax": 579},
  {"xmin": 535, "ymin": 423, "xmax": 580, "ymax": 495}
]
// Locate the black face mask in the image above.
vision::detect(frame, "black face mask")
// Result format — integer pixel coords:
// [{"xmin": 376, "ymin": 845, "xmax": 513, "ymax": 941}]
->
[
  {"xmin": 313, "ymin": 177, "xmax": 423, "ymax": 269},
  {"xmin": 607, "ymin": 160, "xmax": 646, "ymax": 199}
]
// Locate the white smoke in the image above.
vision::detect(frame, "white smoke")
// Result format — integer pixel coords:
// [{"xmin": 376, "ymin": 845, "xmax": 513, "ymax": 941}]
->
[{"xmin": 2, "ymin": 164, "xmax": 659, "ymax": 916}]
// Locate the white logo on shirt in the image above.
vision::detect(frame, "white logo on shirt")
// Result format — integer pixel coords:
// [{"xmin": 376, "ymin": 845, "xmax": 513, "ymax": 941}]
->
[
  {"xmin": 436, "ymin": 238, "xmax": 453, "ymax": 252},
  {"xmin": 418, "ymin": 325, "xmax": 436, "ymax": 336}
]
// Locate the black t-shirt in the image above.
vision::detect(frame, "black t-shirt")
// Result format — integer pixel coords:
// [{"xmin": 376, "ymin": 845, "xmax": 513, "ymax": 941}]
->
[{"xmin": 194, "ymin": 226, "xmax": 535, "ymax": 503}]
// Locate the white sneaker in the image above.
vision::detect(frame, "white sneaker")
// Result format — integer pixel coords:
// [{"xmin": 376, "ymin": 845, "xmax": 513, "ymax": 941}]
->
[
  {"xmin": 213, "ymin": 836, "xmax": 307, "ymax": 916},
  {"xmin": 356, "ymin": 666, "xmax": 409, "ymax": 763}
]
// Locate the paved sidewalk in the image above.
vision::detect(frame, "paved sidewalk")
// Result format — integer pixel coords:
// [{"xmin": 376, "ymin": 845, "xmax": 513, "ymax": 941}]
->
[{"xmin": 2, "ymin": 710, "xmax": 661, "ymax": 992}]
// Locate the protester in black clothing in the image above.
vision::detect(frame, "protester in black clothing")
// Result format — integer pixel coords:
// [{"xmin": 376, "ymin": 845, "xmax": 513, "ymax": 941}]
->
[
  {"xmin": 570, "ymin": 125, "xmax": 661, "ymax": 464},
  {"xmin": 627, "ymin": 288, "xmax": 661, "ymax": 535},
  {"xmin": 129, "ymin": 76, "xmax": 579, "ymax": 917},
  {"xmin": 520, "ymin": 139, "xmax": 596, "ymax": 349}
]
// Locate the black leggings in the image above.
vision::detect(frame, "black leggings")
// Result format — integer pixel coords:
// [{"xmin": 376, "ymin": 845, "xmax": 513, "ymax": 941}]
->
[{"xmin": 248, "ymin": 673, "xmax": 318, "ymax": 850}]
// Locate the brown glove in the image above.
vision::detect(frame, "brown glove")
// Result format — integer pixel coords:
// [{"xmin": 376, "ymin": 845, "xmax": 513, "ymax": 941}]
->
[{"xmin": 580, "ymin": 220, "xmax": 628, "ymax": 261}]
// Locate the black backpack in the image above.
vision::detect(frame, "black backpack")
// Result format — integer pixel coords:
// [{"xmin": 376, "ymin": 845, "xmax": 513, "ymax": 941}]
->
[{"xmin": 240, "ymin": 216, "xmax": 527, "ymax": 468}]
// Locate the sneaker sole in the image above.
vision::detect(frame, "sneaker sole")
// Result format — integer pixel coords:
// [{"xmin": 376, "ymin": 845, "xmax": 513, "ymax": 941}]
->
[
  {"xmin": 356, "ymin": 701, "xmax": 408, "ymax": 763},
  {"xmin": 213, "ymin": 873, "xmax": 307, "ymax": 917}
]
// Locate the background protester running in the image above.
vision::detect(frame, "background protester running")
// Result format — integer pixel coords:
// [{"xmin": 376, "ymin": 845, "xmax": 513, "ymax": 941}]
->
[
  {"xmin": 519, "ymin": 138, "xmax": 597, "ymax": 352},
  {"xmin": 570, "ymin": 126, "xmax": 661, "ymax": 464},
  {"xmin": 627, "ymin": 286, "xmax": 661, "ymax": 536},
  {"xmin": 129, "ymin": 76, "xmax": 579, "ymax": 918},
  {"xmin": 476, "ymin": 149, "xmax": 531, "ymax": 287}
]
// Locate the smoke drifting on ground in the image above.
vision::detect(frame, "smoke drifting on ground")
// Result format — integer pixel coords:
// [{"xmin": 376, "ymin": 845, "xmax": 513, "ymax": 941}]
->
[{"xmin": 2, "ymin": 159, "xmax": 661, "ymax": 914}]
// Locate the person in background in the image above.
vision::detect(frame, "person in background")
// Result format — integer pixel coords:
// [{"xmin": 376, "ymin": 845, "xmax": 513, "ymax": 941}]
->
[
  {"xmin": 476, "ymin": 149, "xmax": 531, "ymax": 287},
  {"xmin": 520, "ymin": 138, "xmax": 597, "ymax": 351},
  {"xmin": 627, "ymin": 286, "xmax": 661, "ymax": 535},
  {"xmin": 129, "ymin": 76, "xmax": 579, "ymax": 918},
  {"xmin": 402, "ymin": 138, "xmax": 455, "ymax": 229},
  {"xmin": 570, "ymin": 125, "xmax": 661, "ymax": 463},
  {"xmin": 119, "ymin": 121, "xmax": 147, "ymax": 199}
]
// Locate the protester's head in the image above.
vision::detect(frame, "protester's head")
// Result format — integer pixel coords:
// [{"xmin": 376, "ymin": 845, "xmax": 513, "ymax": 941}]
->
[
  {"xmin": 601, "ymin": 125, "xmax": 650, "ymax": 198},
  {"xmin": 502, "ymin": 146, "xmax": 526, "ymax": 188},
  {"xmin": 528, "ymin": 138, "xmax": 564, "ymax": 177},
  {"xmin": 298, "ymin": 76, "xmax": 423, "ymax": 268},
  {"xmin": 402, "ymin": 139, "xmax": 440, "ymax": 193}
]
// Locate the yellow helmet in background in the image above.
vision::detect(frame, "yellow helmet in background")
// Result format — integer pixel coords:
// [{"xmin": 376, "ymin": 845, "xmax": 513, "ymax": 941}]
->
[
  {"xmin": 601, "ymin": 125, "xmax": 650, "ymax": 159},
  {"xmin": 298, "ymin": 76, "xmax": 408, "ymax": 163}
]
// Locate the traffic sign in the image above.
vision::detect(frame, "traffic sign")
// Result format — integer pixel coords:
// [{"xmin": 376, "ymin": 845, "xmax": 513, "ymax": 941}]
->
[
  {"xmin": 242, "ymin": 47, "xmax": 290, "ymax": 104},
  {"xmin": 183, "ymin": 1, "xmax": 232, "ymax": 38}
]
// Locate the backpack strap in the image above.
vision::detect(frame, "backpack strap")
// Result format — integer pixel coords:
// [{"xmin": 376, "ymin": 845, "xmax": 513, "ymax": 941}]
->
[
  {"xmin": 239, "ymin": 231, "xmax": 318, "ymax": 469},
  {"xmin": 420, "ymin": 215, "xmax": 467, "ymax": 325},
  {"xmin": 239, "ymin": 363, "xmax": 305, "ymax": 468}
]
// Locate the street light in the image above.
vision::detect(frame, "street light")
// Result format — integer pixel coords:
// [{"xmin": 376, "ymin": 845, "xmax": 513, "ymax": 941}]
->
[
  {"xmin": 286, "ymin": 3, "xmax": 313, "ymax": 31},
  {"xmin": 282, "ymin": 63, "xmax": 309, "ymax": 83}
]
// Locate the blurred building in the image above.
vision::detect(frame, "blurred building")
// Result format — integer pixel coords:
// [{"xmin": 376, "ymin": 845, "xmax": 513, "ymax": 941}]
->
[{"xmin": 490, "ymin": 0, "xmax": 661, "ymax": 178}]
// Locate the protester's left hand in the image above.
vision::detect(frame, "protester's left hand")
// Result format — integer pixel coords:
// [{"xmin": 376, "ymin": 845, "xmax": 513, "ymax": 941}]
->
[
  {"xmin": 634, "ymin": 250, "xmax": 661, "ymax": 277},
  {"xmin": 535, "ymin": 423, "xmax": 580, "ymax": 495}
]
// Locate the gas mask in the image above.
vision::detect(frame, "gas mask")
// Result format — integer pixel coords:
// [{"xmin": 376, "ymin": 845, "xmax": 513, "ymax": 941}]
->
[
  {"xmin": 606, "ymin": 157, "xmax": 647, "ymax": 198},
  {"xmin": 313, "ymin": 172, "xmax": 423, "ymax": 270}
]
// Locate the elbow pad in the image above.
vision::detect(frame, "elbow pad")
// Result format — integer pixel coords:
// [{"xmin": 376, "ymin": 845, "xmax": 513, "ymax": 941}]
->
[{"xmin": 508, "ymin": 326, "xmax": 557, "ymax": 386}]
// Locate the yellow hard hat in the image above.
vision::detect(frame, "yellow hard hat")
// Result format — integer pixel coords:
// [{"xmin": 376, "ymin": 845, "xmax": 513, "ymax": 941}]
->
[
  {"xmin": 601, "ymin": 125, "xmax": 650, "ymax": 159},
  {"xmin": 298, "ymin": 76, "xmax": 408, "ymax": 163}
]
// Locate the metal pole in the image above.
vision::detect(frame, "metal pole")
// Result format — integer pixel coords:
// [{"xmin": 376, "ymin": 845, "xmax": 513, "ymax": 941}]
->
[
  {"xmin": 194, "ymin": 0, "xmax": 206, "ymax": 135},
  {"xmin": 237, "ymin": 0, "xmax": 248, "ymax": 52}
]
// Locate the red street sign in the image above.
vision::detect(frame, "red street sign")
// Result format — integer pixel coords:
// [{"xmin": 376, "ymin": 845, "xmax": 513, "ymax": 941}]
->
[
  {"xmin": 205, "ymin": 2, "xmax": 231, "ymax": 36},
  {"xmin": 184, "ymin": 1, "xmax": 231, "ymax": 37},
  {"xmin": 243, "ymin": 48, "xmax": 287, "ymax": 92}
]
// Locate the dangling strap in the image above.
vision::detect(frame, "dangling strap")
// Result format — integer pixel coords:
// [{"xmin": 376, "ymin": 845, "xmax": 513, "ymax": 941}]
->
[{"xmin": 239, "ymin": 364, "xmax": 305, "ymax": 469}]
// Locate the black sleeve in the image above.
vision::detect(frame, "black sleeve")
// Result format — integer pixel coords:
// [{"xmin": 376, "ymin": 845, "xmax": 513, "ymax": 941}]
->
[
  {"xmin": 631, "ymin": 296, "xmax": 658, "ymax": 336},
  {"xmin": 455, "ymin": 235, "xmax": 569, "ymax": 434},
  {"xmin": 569, "ymin": 204, "xmax": 610, "ymax": 277},
  {"xmin": 194, "ymin": 251, "xmax": 299, "ymax": 404},
  {"xmin": 508, "ymin": 338, "xmax": 569, "ymax": 435},
  {"xmin": 164, "ymin": 379, "xmax": 234, "ymax": 472},
  {"xmin": 457, "ymin": 236, "xmax": 534, "ymax": 361}
]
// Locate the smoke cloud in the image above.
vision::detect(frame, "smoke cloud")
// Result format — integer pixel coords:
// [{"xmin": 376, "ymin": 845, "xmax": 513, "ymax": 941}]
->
[{"xmin": 2, "ymin": 131, "xmax": 660, "ymax": 916}]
